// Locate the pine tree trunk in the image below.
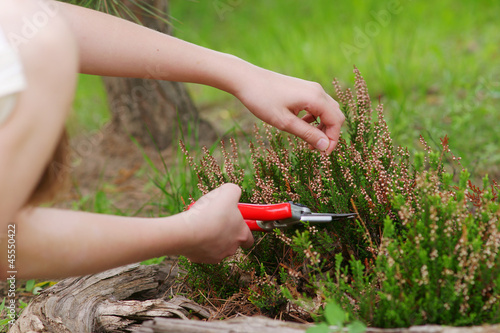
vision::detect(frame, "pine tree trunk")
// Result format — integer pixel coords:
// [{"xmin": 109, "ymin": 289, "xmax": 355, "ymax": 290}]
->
[{"xmin": 102, "ymin": 0, "xmax": 217, "ymax": 149}]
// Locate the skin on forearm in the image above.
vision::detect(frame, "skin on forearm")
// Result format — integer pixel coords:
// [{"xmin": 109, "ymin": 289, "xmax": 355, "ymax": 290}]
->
[
  {"xmin": 57, "ymin": 1, "xmax": 254, "ymax": 96},
  {"xmin": 0, "ymin": 208, "xmax": 193, "ymax": 279}
]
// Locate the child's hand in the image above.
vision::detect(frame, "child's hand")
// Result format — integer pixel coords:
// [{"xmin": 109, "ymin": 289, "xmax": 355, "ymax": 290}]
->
[
  {"xmin": 234, "ymin": 68, "xmax": 345, "ymax": 154},
  {"xmin": 180, "ymin": 184, "xmax": 254, "ymax": 264}
]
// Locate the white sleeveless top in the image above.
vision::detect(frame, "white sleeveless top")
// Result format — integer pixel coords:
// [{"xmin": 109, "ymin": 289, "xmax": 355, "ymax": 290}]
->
[{"xmin": 0, "ymin": 26, "xmax": 26, "ymax": 126}]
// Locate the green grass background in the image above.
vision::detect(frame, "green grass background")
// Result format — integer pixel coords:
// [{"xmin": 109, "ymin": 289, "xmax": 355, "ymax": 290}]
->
[{"xmin": 72, "ymin": 0, "xmax": 500, "ymax": 176}]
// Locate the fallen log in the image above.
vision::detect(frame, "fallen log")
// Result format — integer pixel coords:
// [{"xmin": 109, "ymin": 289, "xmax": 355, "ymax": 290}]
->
[{"xmin": 9, "ymin": 263, "xmax": 206, "ymax": 333}]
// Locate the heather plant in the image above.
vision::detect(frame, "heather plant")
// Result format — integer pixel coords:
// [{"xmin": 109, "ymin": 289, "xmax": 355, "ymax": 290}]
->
[
  {"xmin": 290, "ymin": 111, "xmax": 500, "ymax": 328},
  {"xmin": 374, "ymin": 170, "xmax": 499, "ymax": 326},
  {"xmin": 179, "ymin": 68, "xmax": 413, "ymax": 314},
  {"xmin": 178, "ymin": 69, "xmax": 500, "ymax": 327}
]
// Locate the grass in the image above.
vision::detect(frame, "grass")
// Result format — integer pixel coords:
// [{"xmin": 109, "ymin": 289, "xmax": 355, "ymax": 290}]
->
[
  {"xmin": 169, "ymin": 0, "xmax": 500, "ymax": 177},
  {"xmin": 67, "ymin": 74, "xmax": 110, "ymax": 136}
]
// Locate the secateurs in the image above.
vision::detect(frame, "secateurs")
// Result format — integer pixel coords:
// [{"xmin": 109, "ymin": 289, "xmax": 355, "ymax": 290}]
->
[
  {"xmin": 189, "ymin": 201, "xmax": 357, "ymax": 232},
  {"xmin": 238, "ymin": 202, "xmax": 357, "ymax": 232}
]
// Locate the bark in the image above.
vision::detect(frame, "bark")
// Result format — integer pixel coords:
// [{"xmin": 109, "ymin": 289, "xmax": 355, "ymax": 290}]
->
[
  {"xmin": 136, "ymin": 316, "xmax": 309, "ymax": 333},
  {"xmin": 103, "ymin": 0, "xmax": 217, "ymax": 149}
]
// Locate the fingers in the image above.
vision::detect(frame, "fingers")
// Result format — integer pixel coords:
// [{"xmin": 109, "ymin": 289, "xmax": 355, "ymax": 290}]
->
[
  {"xmin": 240, "ymin": 228, "xmax": 255, "ymax": 249},
  {"xmin": 190, "ymin": 183, "xmax": 240, "ymax": 215},
  {"xmin": 301, "ymin": 113, "xmax": 318, "ymax": 124},
  {"xmin": 218, "ymin": 182, "xmax": 242, "ymax": 202},
  {"xmin": 306, "ymin": 93, "xmax": 344, "ymax": 153},
  {"xmin": 301, "ymin": 111, "xmax": 338, "ymax": 151},
  {"xmin": 283, "ymin": 85, "xmax": 345, "ymax": 154},
  {"xmin": 219, "ymin": 184, "xmax": 255, "ymax": 249},
  {"xmin": 219, "ymin": 184, "xmax": 254, "ymax": 249},
  {"xmin": 235, "ymin": 69, "xmax": 344, "ymax": 154},
  {"xmin": 283, "ymin": 114, "xmax": 332, "ymax": 151},
  {"xmin": 187, "ymin": 183, "xmax": 254, "ymax": 263}
]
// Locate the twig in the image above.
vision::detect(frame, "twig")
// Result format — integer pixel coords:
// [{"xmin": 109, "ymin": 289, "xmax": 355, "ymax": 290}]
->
[{"xmin": 350, "ymin": 198, "xmax": 375, "ymax": 251}]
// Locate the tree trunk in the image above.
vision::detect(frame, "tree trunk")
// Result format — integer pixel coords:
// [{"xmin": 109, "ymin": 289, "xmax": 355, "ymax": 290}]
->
[{"xmin": 102, "ymin": 0, "xmax": 217, "ymax": 150}]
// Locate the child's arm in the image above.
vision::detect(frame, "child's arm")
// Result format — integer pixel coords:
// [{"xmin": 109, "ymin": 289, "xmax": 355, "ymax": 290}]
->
[
  {"xmin": 2, "ymin": 184, "xmax": 253, "ymax": 279},
  {"xmin": 57, "ymin": 2, "xmax": 344, "ymax": 154}
]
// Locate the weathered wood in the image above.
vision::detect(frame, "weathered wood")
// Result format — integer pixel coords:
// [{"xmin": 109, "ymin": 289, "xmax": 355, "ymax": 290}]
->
[
  {"xmin": 135, "ymin": 317, "xmax": 500, "ymax": 333},
  {"xmin": 8, "ymin": 263, "xmax": 208, "ymax": 333},
  {"xmin": 135, "ymin": 315, "xmax": 310, "ymax": 333}
]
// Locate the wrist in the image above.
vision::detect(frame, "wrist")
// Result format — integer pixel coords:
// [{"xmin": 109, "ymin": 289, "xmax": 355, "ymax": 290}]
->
[{"xmin": 205, "ymin": 52, "xmax": 261, "ymax": 96}]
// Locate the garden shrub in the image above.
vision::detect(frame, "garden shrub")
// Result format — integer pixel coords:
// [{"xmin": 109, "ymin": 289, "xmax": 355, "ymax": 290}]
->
[{"xmin": 177, "ymin": 68, "xmax": 500, "ymax": 327}]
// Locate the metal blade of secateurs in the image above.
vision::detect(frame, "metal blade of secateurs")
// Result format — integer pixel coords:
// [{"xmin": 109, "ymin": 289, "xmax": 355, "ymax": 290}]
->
[{"xmin": 300, "ymin": 213, "xmax": 357, "ymax": 223}]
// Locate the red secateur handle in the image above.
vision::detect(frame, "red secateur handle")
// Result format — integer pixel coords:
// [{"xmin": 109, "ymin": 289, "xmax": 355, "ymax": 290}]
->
[
  {"xmin": 187, "ymin": 202, "xmax": 292, "ymax": 232},
  {"xmin": 237, "ymin": 203, "xmax": 292, "ymax": 220},
  {"xmin": 239, "ymin": 203, "xmax": 292, "ymax": 232}
]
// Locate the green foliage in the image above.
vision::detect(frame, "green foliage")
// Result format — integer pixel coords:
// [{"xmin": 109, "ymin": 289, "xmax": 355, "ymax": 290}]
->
[
  {"xmin": 372, "ymin": 170, "xmax": 499, "ymax": 327},
  {"xmin": 140, "ymin": 256, "xmax": 167, "ymax": 266},
  {"xmin": 179, "ymin": 69, "xmax": 500, "ymax": 327},
  {"xmin": 0, "ymin": 298, "xmax": 10, "ymax": 332},
  {"xmin": 24, "ymin": 280, "xmax": 36, "ymax": 295},
  {"xmin": 181, "ymin": 67, "xmax": 411, "ymax": 274},
  {"xmin": 180, "ymin": 68, "xmax": 407, "ymax": 313},
  {"xmin": 318, "ymin": 169, "xmax": 500, "ymax": 327},
  {"xmin": 248, "ymin": 264, "xmax": 288, "ymax": 316},
  {"xmin": 307, "ymin": 302, "xmax": 366, "ymax": 333},
  {"xmin": 18, "ymin": 300, "xmax": 28, "ymax": 311}
]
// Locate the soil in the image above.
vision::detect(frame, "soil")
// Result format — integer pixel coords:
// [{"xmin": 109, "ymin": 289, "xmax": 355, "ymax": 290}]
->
[
  {"xmin": 60, "ymin": 129, "xmax": 170, "ymax": 214},
  {"xmin": 57, "ymin": 98, "xmax": 255, "ymax": 215}
]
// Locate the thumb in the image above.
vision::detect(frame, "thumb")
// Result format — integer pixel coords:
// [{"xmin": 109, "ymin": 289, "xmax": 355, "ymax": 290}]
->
[
  {"xmin": 218, "ymin": 184, "xmax": 254, "ymax": 249},
  {"xmin": 217, "ymin": 183, "xmax": 242, "ymax": 204}
]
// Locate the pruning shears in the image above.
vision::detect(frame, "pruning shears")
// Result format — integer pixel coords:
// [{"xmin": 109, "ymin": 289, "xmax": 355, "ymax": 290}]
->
[{"xmin": 189, "ymin": 201, "xmax": 357, "ymax": 232}]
